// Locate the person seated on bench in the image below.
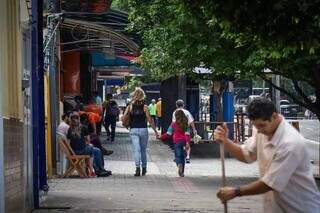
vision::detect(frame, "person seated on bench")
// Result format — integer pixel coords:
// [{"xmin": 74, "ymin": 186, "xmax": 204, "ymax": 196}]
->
[
  {"xmin": 79, "ymin": 113, "xmax": 113, "ymax": 172},
  {"xmin": 57, "ymin": 112, "xmax": 70, "ymax": 140},
  {"xmin": 67, "ymin": 112, "xmax": 106, "ymax": 177},
  {"xmin": 79, "ymin": 114, "xmax": 114, "ymax": 156}
]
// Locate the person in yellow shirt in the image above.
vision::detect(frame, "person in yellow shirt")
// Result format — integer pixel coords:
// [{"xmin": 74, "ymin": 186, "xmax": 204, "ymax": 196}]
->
[{"xmin": 156, "ymin": 98, "xmax": 162, "ymax": 130}]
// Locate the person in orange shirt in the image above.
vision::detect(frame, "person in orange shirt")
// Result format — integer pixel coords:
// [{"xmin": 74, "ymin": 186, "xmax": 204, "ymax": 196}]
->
[
  {"xmin": 79, "ymin": 111, "xmax": 101, "ymax": 134},
  {"xmin": 156, "ymin": 98, "xmax": 162, "ymax": 130},
  {"xmin": 85, "ymin": 98, "xmax": 103, "ymax": 135}
]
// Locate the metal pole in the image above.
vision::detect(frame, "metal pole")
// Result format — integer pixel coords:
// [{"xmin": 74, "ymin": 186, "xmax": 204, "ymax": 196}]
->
[
  {"xmin": 220, "ymin": 144, "xmax": 228, "ymax": 213},
  {"xmin": 48, "ymin": 16, "xmax": 58, "ymax": 175},
  {"xmin": 272, "ymin": 75, "xmax": 281, "ymax": 112},
  {"xmin": 0, "ymin": 115, "xmax": 4, "ymax": 213},
  {"xmin": 0, "ymin": 0, "xmax": 4, "ymax": 201},
  {"xmin": 32, "ymin": 0, "xmax": 47, "ymax": 208},
  {"xmin": 31, "ymin": 0, "xmax": 40, "ymax": 207}
]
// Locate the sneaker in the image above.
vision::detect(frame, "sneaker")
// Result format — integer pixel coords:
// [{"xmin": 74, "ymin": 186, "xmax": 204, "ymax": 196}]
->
[
  {"xmin": 186, "ymin": 157, "xmax": 190, "ymax": 164},
  {"xmin": 88, "ymin": 172, "xmax": 96, "ymax": 178},
  {"xmin": 102, "ymin": 148, "xmax": 114, "ymax": 156},
  {"xmin": 96, "ymin": 169, "xmax": 112, "ymax": 177}
]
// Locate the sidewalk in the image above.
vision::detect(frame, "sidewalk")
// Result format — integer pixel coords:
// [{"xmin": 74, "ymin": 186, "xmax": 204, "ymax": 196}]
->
[{"xmin": 34, "ymin": 124, "xmax": 266, "ymax": 212}]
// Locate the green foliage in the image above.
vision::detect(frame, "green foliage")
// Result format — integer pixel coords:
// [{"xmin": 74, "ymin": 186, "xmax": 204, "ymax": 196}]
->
[
  {"xmin": 111, "ymin": 0, "xmax": 130, "ymax": 12},
  {"xmin": 128, "ymin": 0, "xmax": 320, "ymax": 118},
  {"xmin": 126, "ymin": 76, "xmax": 143, "ymax": 92},
  {"xmin": 125, "ymin": 73, "xmax": 157, "ymax": 92}
]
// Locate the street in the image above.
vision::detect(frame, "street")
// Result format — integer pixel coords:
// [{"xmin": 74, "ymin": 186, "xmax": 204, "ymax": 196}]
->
[
  {"xmin": 242, "ymin": 118, "xmax": 320, "ymax": 162},
  {"xmin": 293, "ymin": 119, "xmax": 320, "ymax": 143},
  {"xmin": 287, "ymin": 119, "xmax": 320, "ymax": 162}
]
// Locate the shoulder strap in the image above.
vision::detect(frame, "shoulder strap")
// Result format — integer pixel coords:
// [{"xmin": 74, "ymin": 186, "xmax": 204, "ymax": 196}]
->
[{"xmin": 126, "ymin": 104, "xmax": 132, "ymax": 115}]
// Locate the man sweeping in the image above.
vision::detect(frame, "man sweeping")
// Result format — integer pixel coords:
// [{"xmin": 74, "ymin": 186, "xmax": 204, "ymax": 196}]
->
[{"xmin": 214, "ymin": 98, "xmax": 320, "ymax": 213}]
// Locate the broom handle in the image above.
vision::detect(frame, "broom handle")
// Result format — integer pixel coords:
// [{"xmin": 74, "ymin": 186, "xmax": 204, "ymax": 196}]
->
[{"xmin": 220, "ymin": 143, "xmax": 228, "ymax": 213}]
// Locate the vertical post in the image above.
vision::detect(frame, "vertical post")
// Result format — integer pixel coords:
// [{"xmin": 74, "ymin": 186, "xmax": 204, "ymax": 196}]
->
[
  {"xmin": 209, "ymin": 93, "xmax": 218, "ymax": 130},
  {"xmin": 0, "ymin": 115, "xmax": 4, "ymax": 213},
  {"xmin": 103, "ymin": 80, "xmax": 106, "ymax": 102},
  {"xmin": 31, "ymin": 0, "xmax": 39, "ymax": 207},
  {"xmin": 0, "ymin": 0, "xmax": 5, "ymax": 209},
  {"xmin": 49, "ymin": 22, "xmax": 58, "ymax": 175},
  {"xmin": 272, "ymin": 75, "xmax": 281, "ymax": 112},
  {"xmin": 45, "ymin": 73, "xmax": 53, "ymax": 178},
  {"xmin": 223, "ymin": 82, "xmax": 234, "ymax": 140},
  {"xmin": 47, "ymin": 0, "xmax": 61, "ymax": 175},
  {"xmin": 0, "ymin": 0, "xmax": 4, "ymax": 197},
  {"xmin": 31, "ymin": 0, "xmax": 47, "ymax": 208},
  {"xmin": 49, "ymin": 65, "xmax": 57, "ymax": 175},
  {"xmin": 178, "ymin": 74, "xmax": 187, "ymax": 101}
]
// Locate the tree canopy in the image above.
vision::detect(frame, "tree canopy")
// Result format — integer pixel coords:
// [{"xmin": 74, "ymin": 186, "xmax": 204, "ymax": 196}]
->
[
  {"xmin": 127, "ymin": 0, "xmax": 320, "ymax": 119},
  {"xmin": 111, "ymin": 0, "xmax": 130, "ymax": 11}
]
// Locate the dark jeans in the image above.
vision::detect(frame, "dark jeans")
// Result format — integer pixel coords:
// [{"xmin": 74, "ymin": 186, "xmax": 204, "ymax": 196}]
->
[
  {"xmin": 90, "ymin": 134, "xmax": 105, "ymax": 167},
  {"xmin": 105, "ymin": 117, "xmax": 117, "ymax": 141},
  {"xmin": 96, "ymin": 121, "xmax": 102, "ymax": 135},
  {"xmin": 174, "ymin": 141, "xmax": 186, "ymax": 167}
]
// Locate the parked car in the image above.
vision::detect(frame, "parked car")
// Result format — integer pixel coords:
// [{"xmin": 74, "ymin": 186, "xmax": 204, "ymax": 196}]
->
[
  {"xmin": 280, "ymin": 100, "xmax": 290, "ymax": 106},
  {"xmin": 248, "ymin": 95, "xmax": 261, "ymax": 103},
  {"xmin": 234, "ymin": 98, "xmax": 248, "ymax": 114},
  {"xmin": 280, "ymin": 100, "xmax": 300, "ymax": 118}
]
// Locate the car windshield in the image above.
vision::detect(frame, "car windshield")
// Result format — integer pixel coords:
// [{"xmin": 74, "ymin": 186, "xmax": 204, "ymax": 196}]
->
[
  {"xmin": 236, "ymin": 99, "xmax": 248, "ymax": 105},
  {"xmin": 280, "ymin": 100, "xmax": 290, "ymax": 105}
]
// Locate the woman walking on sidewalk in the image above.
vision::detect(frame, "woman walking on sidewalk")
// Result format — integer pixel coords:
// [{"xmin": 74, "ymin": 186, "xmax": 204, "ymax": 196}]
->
[
  {"xmin": 158, "ymin": 110, "xmax": 191, "ymax": 177},
  {"xmin": 124, "ymin": 87, "xmax": 159, "ymax": 176}
]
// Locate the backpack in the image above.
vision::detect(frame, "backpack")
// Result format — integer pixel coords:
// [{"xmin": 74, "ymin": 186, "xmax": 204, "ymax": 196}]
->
[{"xmin": 106, "ymin": 103, "xmax": 119, "ymax": 117}]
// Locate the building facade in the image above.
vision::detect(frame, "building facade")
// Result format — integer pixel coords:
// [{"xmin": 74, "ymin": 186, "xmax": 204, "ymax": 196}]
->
[{"xmin": 0, "ymin": 0, "xmax": 34, "ymax": 212}]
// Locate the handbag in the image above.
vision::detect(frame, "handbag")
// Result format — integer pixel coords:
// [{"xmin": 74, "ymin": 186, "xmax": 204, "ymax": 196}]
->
[{"xmin": 121, "ymin": 105, "xmax": 131, "ymax": 128}]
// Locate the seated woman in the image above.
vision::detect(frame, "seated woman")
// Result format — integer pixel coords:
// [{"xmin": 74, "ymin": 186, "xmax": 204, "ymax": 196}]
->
[{"xmin": 67, "ymin": 112, "xmax": 104, "ymax": 177}]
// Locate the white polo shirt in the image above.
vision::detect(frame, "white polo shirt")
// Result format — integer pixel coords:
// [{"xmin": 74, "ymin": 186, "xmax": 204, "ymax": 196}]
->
[
  {"xmin": 241, "ymin": 119, "xmax": 320, "ymax": 213},
  {"xmin": 172, "ymin": 108, "xmax": 194, "ymax": 125},
  {"xmin": 57, "ymin": 121, "xmax": 70, "ymax": 140}
]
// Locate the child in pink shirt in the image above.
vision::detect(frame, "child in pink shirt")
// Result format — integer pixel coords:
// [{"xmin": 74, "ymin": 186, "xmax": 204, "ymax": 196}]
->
[{"xmin": 158, "ymin": 110, "xmax": 191, "ymax": 177}]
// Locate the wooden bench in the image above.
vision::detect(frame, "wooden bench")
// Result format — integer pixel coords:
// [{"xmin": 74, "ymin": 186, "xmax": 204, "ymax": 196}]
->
[{"xmin": 58, "ymin": 139, "xmax": 90, "ymax": 178}]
